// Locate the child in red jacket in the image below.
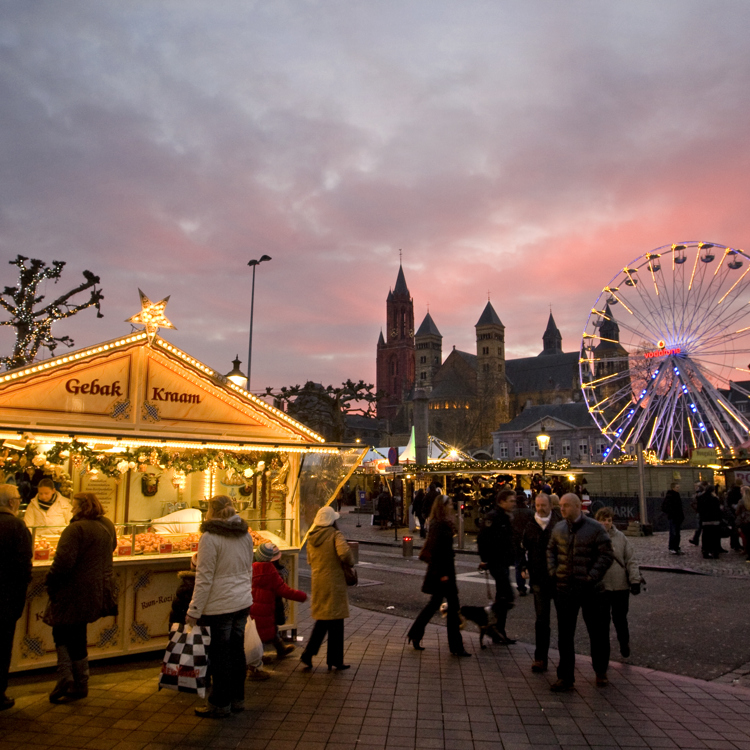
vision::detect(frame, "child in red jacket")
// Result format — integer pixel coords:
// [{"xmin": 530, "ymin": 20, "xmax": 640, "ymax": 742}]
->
[{"xmin": 250, "ymin": 543, "xmax": 307, "ymax": 658}]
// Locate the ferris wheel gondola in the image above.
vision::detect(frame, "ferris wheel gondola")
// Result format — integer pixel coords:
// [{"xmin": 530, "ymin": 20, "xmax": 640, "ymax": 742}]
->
[{"xmin": 580, "ymin": 241, "xmax": 750, "ymax": 460}]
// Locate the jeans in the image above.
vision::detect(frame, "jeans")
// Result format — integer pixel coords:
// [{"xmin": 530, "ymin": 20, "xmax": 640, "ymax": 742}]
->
[
  {"xmin": 554, "ymin": 590, "xmax": 609, "ymax": 683},
  {"xmin": 199, "ymin": 608, "xmax": 248, "ymax": 709},
  {"xmin": 52, "ymin": 623, "xmax": 88, "ymax": 661},
  {"xmin": 0, "ymin": 618, "xmax": 17, "ymax": 695},
  {"xmin": 531, "ymin": 583, "xmax": 553, "ymax": 663},
  {"xmin": 668, "ymin": 519, "xmax": 682, "ymax": 551},
  {"xmin": 603, "ymin": 589, "xmax": 630, "ymax": 652},
  {"xmin": 304, "ymin": 619, "xmax": 345, "ymax": 667},
  {"xmin": 408, "ymin": 583, "xmax": 464, "ymax": 654},
  {"xmin": 701, "ymin": 524, "xmax": 722, "ymax": 558}
]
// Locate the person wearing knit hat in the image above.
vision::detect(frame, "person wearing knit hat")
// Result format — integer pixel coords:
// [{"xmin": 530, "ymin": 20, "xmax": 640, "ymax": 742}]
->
[
  {"xmin": 249, "ymin": 544, "xmax": 307, "ymax": 664},
  {"xmin": 254, "ymin": 542, "xmax": 282, "ymax": 563},
  {"xmin": 300, "ymin": 505, "xmax": 355, "ymax": 671}
]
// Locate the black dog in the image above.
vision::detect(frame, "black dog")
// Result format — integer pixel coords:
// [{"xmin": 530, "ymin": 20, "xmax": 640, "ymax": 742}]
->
[{"xmin": 459, "ymin": 605, "xmax": 516, "ymax": 649}]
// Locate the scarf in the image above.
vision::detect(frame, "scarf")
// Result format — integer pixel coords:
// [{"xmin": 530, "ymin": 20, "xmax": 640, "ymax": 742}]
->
[
  {"xmin": 534, "ymin": 512, "xmax": 552, "ymax": 530},
  {"xmin": 38, "ymin": 492, "xmax": 57, "ymax": 512}
]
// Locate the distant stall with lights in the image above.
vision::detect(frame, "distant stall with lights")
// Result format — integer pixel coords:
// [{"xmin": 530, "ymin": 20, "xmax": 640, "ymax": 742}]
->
[{"xmin": 0, "ymin": 328, "xmax": 364, "ymax": 672}]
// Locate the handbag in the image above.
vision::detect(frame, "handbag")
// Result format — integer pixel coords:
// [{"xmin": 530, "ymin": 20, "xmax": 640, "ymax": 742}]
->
[
  {"xmin": 158, "ymin": 623, "xmax": 211, "ymax": 697},
  {"xmin": 334, "ymin": 537, "xmax": 358, "ymax": 586},
  {"xmin": 244, "ymin": 617, "xmax": 263, "ymax": 667}
]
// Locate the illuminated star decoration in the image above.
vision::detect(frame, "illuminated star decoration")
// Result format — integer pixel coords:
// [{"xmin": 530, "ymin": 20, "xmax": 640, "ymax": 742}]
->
[{"xmin": 125, "ymin": 289, "xmax": 176, "ymax": 345}]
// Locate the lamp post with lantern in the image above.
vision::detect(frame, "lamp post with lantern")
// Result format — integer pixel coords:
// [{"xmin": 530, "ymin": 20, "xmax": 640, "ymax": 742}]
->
[{"xmin": 536, "ymin": 423, "xmax": 550, "ymax": 483}]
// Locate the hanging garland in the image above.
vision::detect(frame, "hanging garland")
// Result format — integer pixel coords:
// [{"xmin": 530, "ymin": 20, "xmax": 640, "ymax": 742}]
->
[
  {"xmin": 369, "ymin": 457, "xmax": 573, "ymax": 474},
  {"xmin": 8, "ymin": 439, "xmax": 284, "ymax": 479}
]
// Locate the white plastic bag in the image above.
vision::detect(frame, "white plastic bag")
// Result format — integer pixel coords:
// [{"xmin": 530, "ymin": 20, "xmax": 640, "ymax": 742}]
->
[
  {"xmin": 244, "ymin": 616, "xmax": 263, "ymax": 667},
  {"xmin": 158, "ymin": 622, "xmax": 211, "ymax": 697}
]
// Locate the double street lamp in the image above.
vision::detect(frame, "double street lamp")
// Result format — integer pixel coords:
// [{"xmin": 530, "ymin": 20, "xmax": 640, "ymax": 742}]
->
[
  {"xmin": 246, "ymin": 255, "xmax": 272, "ymax": 391},
  {"xmin": 536, "ymin": 422, "xmax": 550, "ymax": 482}
]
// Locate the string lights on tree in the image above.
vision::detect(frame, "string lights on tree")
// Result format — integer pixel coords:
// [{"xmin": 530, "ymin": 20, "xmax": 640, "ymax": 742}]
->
[{"xmin": 0, "ymin": 255, "xmax": 103, "ymax": 370}]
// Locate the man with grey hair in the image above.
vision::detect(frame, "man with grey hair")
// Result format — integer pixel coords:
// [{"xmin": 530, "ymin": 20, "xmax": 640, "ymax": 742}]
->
[
  {"xmin": 547, "ymin": 493, "xmax": 613, "ymax": 691},
  {"xmin": 0, "ymin": 484, "xmax": 33, "ymax": 710}
]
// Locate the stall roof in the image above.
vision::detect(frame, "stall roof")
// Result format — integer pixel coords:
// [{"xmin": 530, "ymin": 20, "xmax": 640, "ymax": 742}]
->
[{"xmin": 0, "ymin": 331, "xmax": 325, "ymax": 445}]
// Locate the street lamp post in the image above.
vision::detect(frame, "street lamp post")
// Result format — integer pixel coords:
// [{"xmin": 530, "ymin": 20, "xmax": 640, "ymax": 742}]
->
[
  {"xmin": 246, "ymin": 255, "xmax": 272, "ymax": 391},
  {"xmin": 536, "ymin": 423, "xmax": 550, "ymax": 483}
]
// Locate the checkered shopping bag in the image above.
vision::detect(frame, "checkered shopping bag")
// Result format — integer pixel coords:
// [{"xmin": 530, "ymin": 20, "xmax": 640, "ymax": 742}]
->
[{"xmin": 158, "ymin": 623, "xmax": 211, "ymax": 697}]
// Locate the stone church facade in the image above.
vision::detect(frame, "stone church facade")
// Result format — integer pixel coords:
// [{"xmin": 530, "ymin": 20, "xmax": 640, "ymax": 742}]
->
[{"xmin": 376, "ymin": 265, "xmax": 594, "ymax": 451}]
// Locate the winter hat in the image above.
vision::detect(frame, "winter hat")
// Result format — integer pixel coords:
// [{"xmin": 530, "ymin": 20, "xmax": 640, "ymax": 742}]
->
[
  {"xmin": 255, "ymin": 542, "xmax": 281, "ymax": 562},
  {"xmin": 313, "ymin": 505, "xmax": 340, "ymax": 527}
]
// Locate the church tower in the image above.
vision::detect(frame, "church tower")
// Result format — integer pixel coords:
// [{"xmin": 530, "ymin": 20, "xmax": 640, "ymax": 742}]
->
[
  {"xmin": 376, "ymin": 264, "xmax": 415, "ymax": 420},
  {"xmin": 540, "ymin": 312, "xmax": 563, "ymax": 355},
  {"xmin": 415, "ymin": 312, "xmax": 442, "ymax": 391},
  {"xmin": 475, "ymin": 301, "xmax": 509, "ymax": 441},
  {"xmin": 593, "ymin": 303, "xmax": 630, "ymax": 406}
]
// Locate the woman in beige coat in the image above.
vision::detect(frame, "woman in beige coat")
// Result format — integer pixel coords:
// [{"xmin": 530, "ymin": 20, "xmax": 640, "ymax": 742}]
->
[{"xmin": 300, "ymin": 505, "xmax": 355, "ymax": 671}]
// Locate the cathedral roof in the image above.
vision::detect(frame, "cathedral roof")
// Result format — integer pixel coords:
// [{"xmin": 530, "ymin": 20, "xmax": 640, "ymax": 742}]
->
[
  {"xmin": 393, "ymin": 265, "xmax": 410, "ymax": 297},
  {"xmin": 476, "ymin": 301, "xmax": 503, "ymax": 328},
  {"xmin": 505, "ymin": 351, "xmax": 579, "ymax": 393},
  {"xmin": 416, "ymin": 312, "xmax": 442, "ymax": 338}
]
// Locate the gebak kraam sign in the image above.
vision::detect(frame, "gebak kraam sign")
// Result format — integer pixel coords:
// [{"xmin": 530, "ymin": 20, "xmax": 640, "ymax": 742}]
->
[{"xmin": 643, "ymin": 340, "xmax": 681, "ymax": 359}]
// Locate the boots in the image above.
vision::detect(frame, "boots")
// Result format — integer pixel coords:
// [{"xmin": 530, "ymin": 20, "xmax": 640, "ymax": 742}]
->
[
  {"xmin": 69, "ymin": 659, "xmax": 89, "ymax": 700},
  {"xmin": 49, "ymin": 646, "xmax": 74, "ymax": 704}
]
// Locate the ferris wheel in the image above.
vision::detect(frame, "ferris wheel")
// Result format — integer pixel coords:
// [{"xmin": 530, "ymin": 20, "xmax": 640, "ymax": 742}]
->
[{"xmin": 580, "ymin": 241, "xmax": 750, "ymax": 460}]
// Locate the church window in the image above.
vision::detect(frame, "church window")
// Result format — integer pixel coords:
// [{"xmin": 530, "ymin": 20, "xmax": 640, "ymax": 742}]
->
[
  {"xmin": 420, "ymin": 356, "xmax": 426, "ymax": 364},
  {"xmin": 499, "ymin": 442, "xmax": 508, "ymax": 458},
  {"xmin": 482, "ymin": 346, "xmax": 489, "ymax": 355},
  {"xmin": 515, "ymin": 441, "xmax": 523, "ymax": 457},
  {"xmin": 389, "ymin": 358, "xmax": 397, "ymax": 376},
  {"xmin": 420, "ymin": 372, "xmax": 426, "ymax": 380},
  {"xmin": 498, "ymin": 348, "xmax": 502, "ymax": 356},
  {"xmin": 562, "ymin": 439, "xmax": 571, "ymax": 457}
]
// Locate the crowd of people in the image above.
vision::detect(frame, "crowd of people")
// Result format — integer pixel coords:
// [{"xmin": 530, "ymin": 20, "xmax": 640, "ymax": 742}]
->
[{"xmin": 407, "ymin": 482, "xmax": 642, "ymax": 691}]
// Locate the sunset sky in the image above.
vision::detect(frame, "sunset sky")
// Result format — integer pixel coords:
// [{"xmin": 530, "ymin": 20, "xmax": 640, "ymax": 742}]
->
[{"xmin": 3, "ymin": 1, "xmax": 750, "ymax": 393}]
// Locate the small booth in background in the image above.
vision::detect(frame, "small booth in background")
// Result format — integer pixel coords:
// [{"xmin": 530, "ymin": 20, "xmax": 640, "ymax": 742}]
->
[{"xmin": 0, "ymin": 330, "xmax": 364, "ymax": 672}]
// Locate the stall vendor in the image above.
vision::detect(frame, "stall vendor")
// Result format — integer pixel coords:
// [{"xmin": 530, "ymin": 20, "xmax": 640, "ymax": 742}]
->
[{"xmin": 23, "ymin": 478, "xmax": 73, "ymax": 528}]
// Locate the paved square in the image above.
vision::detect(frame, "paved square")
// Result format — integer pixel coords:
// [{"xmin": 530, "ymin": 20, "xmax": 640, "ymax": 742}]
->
[{"xmin": 3, "ymin": 602, "xmax": 750, "ymax": 750}]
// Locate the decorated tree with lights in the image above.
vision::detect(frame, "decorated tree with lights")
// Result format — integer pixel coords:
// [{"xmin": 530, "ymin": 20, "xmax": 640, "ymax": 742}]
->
[
  {"xmin": 265, "ymin": 379, "xmax": 382, "ymax": 442},
  {"xmin": 0, "ymin": 255, "xmax": 104, "ymax": 370}
]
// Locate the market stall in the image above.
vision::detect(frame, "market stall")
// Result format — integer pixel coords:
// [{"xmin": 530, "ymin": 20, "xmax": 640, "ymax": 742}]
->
[{"xmin": 0, "ymin": 330, "xmax": 364, "ymax": 671}]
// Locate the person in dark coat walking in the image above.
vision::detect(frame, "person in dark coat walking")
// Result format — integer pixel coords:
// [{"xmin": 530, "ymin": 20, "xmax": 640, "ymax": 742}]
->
[
  {"xmin": 519, "ymin": 492, "xmax": 561, "ymax": 673},
  {"xmin": 547, "ymin": 493, "xmax": 613, "ymax": 691},
  {"xmin": 407, "ymin": 496, "xmax": 469, "ymax": 656},
  {"xmin": 661, "ymin": 482, "xmax": 685, "ymax": 555},
  {"xmin": 44, "ymin": 492, "xmax": 117, "ymax": 704},
  {"xmin": 696, "ymin": 485, "xmax": 723, "ymax": 559},
  {"xmin": 422, "ymin": 483, "xmax": 440, "ymax": 527},
  {"xmin": 412, "ymin": 487, "xmax": 426, "ymax": 538},
  {"xmin": 0, "ymin": 484, "xmax": 32, "ymax": 711},
  {"xmin": 477, "ymin": 488, "xmax": 517, "ymax": 643}
]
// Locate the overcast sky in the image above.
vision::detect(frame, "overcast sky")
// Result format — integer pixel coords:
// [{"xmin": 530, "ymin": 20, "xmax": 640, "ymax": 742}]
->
[{"xmin": 3, "ymin": 1, "xmax": 750, "ymax": 392}]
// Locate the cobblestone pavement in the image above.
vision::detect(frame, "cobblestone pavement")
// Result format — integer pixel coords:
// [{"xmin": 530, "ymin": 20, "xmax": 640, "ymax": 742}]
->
[
  {"xmin": 340, "ymin": 508, "xmax": 750, "ymax": 577},
  {"xmin": 4, "ymin": 602, "xmax": 750, "ymax": 750}
]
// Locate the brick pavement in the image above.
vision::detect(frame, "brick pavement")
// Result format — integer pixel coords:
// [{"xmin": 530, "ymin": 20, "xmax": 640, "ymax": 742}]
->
[{"xmin": 4, "ymin": 601, "xmax": 750, "ymax": 750}]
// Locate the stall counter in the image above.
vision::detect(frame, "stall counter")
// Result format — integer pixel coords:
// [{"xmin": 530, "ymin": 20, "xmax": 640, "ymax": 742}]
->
[{"xmin": 12, "ymin": 550, "xmax": 300, "ymax": 673}]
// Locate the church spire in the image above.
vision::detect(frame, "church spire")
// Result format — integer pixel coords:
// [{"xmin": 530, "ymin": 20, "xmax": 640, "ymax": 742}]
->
[
  {"xmin": 393, "ymin": 263, "xmax": 410, "ymax": 297},
  {"xmin": 540, "ymin": 311, "xmax": 563, "ymax": 356}
]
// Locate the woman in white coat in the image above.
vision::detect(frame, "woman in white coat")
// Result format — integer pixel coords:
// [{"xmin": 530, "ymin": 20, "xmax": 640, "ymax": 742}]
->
[
  {"xmin": 595, "ymin": 507, "xmax": 641, "ymax": 659},
  {"xmin": 187, "ymin": 495, "xmax": 253, "ymax": 718}
]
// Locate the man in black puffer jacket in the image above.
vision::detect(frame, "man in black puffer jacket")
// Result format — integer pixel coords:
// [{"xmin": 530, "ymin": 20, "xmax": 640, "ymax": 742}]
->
[{"xmin": 547, "ymin": 493, "xmax": 613, "ymax": 691}]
